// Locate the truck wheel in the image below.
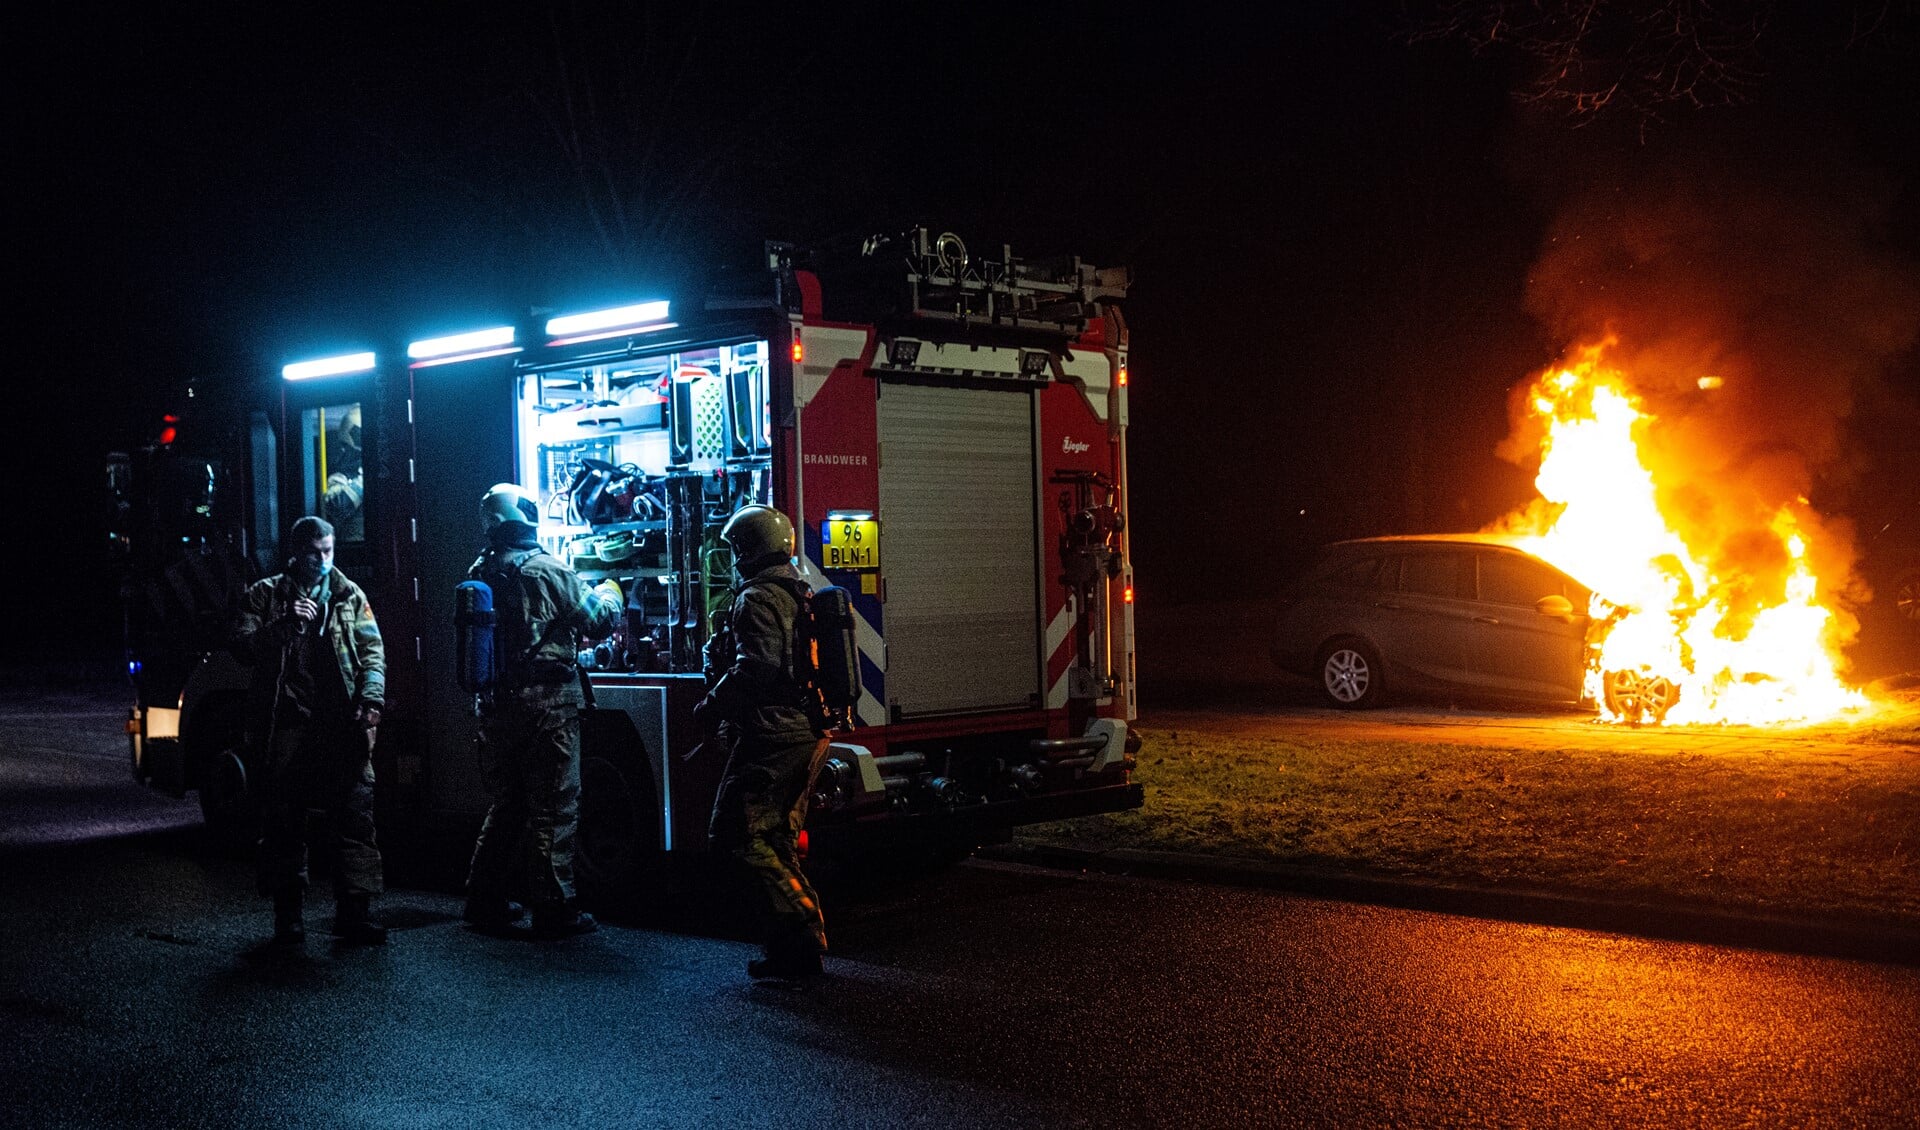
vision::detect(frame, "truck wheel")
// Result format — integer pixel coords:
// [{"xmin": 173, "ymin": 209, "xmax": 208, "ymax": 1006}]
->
[
  {"xmin": 198, "ymin": 747, "xmax": 260, "ymax": 856},
  {"xmin": 576, "ymin": 737, "xmax": 663, "ymax": 907},
  {"xmin": 1317, "ymin": 638, "xmax": 1383, "ymax": 709}
]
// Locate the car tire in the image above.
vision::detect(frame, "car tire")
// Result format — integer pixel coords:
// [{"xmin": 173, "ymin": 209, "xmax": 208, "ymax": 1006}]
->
[
  {"xmin": 1601, "ymin": 668, "xmax": 1680, "ymax": 724},
  {"xmin": 1895, "ymin": 571, "xmax": 1919, "ymax": 627},
  {"xmin": 1317, "ymin": 638, "xmax": 1383, "ymax": 709}
]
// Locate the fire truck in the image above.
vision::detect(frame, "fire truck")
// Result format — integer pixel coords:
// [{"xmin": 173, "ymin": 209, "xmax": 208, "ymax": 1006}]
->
[{"xmin": 115, "ymin": 229, "xmax": 1141, "ymax": 894}]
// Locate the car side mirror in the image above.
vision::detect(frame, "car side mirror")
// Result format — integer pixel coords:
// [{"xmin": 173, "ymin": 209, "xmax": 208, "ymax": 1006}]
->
[{"xmin": 1535, "ymin": 594, "xmax": 1576, "ymax": 622}]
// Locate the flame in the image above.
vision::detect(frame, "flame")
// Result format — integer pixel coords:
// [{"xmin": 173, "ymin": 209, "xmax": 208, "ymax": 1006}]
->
[{"xmin": 1497, "ymin": 341, "xmax": 1867, "ymax": 726}]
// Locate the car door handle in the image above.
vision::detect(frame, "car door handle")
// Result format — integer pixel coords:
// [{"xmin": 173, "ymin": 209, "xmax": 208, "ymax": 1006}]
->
[{"xmin": 1472, "ymin": 615, "xmax": 1500, "ymax": 624}]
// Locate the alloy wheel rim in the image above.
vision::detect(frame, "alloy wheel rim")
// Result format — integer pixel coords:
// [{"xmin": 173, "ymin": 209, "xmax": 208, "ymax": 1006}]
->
[{"xmin": 1326, "ymin": 649, "xmax": 1369, "ymax": 702}]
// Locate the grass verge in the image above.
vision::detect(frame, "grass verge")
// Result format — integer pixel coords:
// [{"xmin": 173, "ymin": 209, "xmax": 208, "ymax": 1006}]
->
[{"xmin": 1018, "ymin": 706, "xmax": 1920, "ymax": 930}]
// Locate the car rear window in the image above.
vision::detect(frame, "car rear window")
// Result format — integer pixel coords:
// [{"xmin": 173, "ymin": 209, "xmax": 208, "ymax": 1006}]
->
[
  {"xmin": 1328, "ymin": 555, "xmax": 1390, "ymax": 589},
  {"xmin": 1400, "ymin": 551, "xmax": 1471, "ymax": 599}
]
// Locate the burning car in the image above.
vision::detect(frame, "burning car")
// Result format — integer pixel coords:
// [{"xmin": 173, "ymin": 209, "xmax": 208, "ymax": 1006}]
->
[
  {"xmin": 1270, "ymin": 535, "xmax": 1596, "ymax": 710},
  {"xmin": 1272, "ymin": 335, "xmax": 1880, "ymax": 728},
  {"xmin": 1862, "ymin": 506, "xmax": 1920, "ymax": 632}
]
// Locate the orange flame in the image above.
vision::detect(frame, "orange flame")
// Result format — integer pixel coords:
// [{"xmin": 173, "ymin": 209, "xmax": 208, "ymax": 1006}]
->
[{"xmin": 1495, "ymin": 341, "xmax": 1867, "ymax": 726}]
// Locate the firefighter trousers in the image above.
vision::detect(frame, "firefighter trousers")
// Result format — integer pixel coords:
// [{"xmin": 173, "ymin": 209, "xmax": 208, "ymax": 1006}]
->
[
  {"xmin": 709, "ymin": 734, "xmax": 831, "ymax": 957},
  {"xmin": 256, "ymin": 723, "xmax": 383, "ymax": 900},
  {"xmin": 467, "ymin": 695, "xmax": 582, "ymax": 911}
]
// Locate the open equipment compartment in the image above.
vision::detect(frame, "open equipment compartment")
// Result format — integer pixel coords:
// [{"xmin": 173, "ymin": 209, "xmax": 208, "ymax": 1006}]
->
[{"xmin": 515, "ymin": 339, "xmax": 774, "ymax": 674}]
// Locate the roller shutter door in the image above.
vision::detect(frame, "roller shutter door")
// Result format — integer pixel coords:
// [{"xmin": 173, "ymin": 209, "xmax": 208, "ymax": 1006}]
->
[{"xmin": 878, "ymin": 382, "xmax": 1039, "ymax": 716}]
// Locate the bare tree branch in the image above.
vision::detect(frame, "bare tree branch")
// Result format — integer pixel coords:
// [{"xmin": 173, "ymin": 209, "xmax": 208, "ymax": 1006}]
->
[{"xmin": 1397, "ymin": 0, "xmax": 1916, "ymax": 125}]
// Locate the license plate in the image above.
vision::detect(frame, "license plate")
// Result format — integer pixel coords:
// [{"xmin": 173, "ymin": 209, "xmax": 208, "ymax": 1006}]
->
[{"xmin": 822, "ymin": 518, "xmax": 880, "ymax": 569}]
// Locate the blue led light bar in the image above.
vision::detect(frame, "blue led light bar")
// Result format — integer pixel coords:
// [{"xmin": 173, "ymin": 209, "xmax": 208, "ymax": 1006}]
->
[
  {"xmin": 282, "ymin": 352, "xmax": 376, "ymax": 381},
  {"xmin": 407, "ymin": 325, "xmax": 516, "ymax": 359},
  {"xmin": 545, "ymin": 300, "xmax": 671, "ymax": 337}
]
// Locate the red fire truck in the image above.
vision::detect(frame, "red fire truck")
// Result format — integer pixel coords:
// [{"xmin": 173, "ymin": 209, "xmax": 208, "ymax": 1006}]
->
[{"xmin": 115, "ymin": 229, "xmax": 1140, "ymax": 894}]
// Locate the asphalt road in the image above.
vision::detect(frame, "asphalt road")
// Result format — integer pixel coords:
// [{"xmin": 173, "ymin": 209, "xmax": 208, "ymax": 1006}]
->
[
  {"xmin": 5, "ymin": 689, "xmax": 1920, "ymax": 1127},
  {"xmin": 0, "ymin": 686, "xmax": 204, "ymax": 850}
]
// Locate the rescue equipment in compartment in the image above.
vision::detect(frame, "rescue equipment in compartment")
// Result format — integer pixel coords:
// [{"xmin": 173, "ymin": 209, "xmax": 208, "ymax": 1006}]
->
[
  {"xmin": 454, "ymin": 580, "xmax": 496, "ymax": 693},
  {"xmin": 567, "ymin": 458, "xmax": 642, "ymax": 527}
]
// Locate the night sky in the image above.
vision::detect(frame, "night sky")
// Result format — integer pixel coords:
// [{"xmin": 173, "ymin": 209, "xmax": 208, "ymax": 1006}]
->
[{"xmin": 13, "ymin": 2, "xmax": 1919, "ymax": 663}]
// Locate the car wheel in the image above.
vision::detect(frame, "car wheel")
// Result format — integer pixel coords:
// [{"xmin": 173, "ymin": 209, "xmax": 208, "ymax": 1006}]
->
[
  {"xmin": 1317, "ymin": 638, "xmax": 1383, "ymax": 709},
  {"xmin": 1602, "ymin": 668, "xmax": 1680, "ymax": 724},
  {"xmin": 1895, "ymin": 571, "xmax": 1919, "ymax": 627}
]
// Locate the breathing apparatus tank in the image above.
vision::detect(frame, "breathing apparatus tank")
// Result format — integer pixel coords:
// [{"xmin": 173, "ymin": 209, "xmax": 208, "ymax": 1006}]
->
[
  {"xmin": 454, "ymin": 580, "xmax": 496, "ymax": 693},
  {"xmin": 808, "ymin": 584, "xmax": 860, "ymax": 727}
]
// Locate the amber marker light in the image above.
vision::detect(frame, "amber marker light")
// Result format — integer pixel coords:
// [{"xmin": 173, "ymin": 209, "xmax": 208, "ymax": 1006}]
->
[
  {"xmin": 1123, "ymin": 584, "xmax": 1134, "ymax": 604},
  {"xmin": 791, "ymin": 333, "xmax": 804, "ymax": 364},
  {"xmin": 1118, "ymin": 364, "xmax": 1129, "ymax": 387}
]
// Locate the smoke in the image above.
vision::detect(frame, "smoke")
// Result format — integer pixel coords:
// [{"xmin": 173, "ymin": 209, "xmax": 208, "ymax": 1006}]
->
[{"xmin": 1500, "ymin": 127, "xmax": 1920, "ymax": 622}]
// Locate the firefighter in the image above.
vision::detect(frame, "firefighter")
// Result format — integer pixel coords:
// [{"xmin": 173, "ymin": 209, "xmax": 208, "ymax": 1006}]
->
[
  {"xmin": 463, "ymin": 483, "xmax": 622, "ymax": 939},
  {"xmin": 697, "ymin": 504, "xmax": 832, "ymax": 982},
  {"xmin": 322, "ymin": 404, "xmax": 365, "ymax": 541},
  {"xmin": 230, "ymin": 515, "xmax": 388, "ymax": 946}
]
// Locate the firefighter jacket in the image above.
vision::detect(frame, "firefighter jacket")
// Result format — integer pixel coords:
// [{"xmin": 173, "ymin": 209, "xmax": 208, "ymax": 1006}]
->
[
  {"xmin": 467, "ymin": 545, "xmax": 620, "ymax": 699},
  {"xmin": 702, "ymin": 562, "xmax": 821, "ymax": 745},
  {"xmin": 231, "ymin": 568, "xmax": 385, "ymax": 739}
]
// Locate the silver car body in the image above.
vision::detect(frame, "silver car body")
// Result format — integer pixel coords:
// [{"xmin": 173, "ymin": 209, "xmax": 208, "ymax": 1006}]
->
[{"xmin": 1272, "ymin": 535, "xmax": 1593, "ymax": 706}]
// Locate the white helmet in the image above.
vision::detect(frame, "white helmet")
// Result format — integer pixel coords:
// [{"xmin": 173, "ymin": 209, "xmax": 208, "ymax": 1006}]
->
[
  {"xmin": 480, "ymin": 483, "xmax": 540, "ymax": 531},
  {"xmin": 721, "ymin": 504, "xmax": 795, "ymax": 570}
]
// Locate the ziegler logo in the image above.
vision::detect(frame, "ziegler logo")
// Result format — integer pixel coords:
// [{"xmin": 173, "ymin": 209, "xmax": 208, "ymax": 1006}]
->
[{"xmin": 1061, "ymin": 437, "xmax": 1091, "ymax": 454}]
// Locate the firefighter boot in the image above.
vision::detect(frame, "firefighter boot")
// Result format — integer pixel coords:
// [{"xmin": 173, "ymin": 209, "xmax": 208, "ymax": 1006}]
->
[
  {"xmin": 271, "ymin": 889, "xmax": 305, "ymax": 947},
  {"xmin": 747, "ymin": 927, "xmax": 825, "ymax": 982},
  {"xmin": 331, "ymin": 894, "xmax": 389, "ymax": 945},
  {"xmin": 529, "ymin": 903, "xmax": 597, "ymax": 940}
]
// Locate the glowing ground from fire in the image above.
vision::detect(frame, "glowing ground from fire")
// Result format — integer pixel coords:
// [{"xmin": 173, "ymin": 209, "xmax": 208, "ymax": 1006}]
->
[{"xmin": 1492, "ymin": 343, "xmax": 1869, "ymax": 727}]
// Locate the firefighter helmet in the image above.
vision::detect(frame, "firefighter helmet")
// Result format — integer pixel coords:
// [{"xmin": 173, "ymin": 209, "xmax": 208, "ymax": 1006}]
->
[
  {"xmin": 480, "ymin": 483, "xmax": 541, "ymax": 531},
  {"xmin": 722, "ymin": 504, "xmax": 795, "ymax": 570}
]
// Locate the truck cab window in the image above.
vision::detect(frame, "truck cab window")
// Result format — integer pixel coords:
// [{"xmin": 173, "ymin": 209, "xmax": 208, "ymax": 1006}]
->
[{"xmin": 300, "ymin": 402, "xmax": 366, "ymax": 542}]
